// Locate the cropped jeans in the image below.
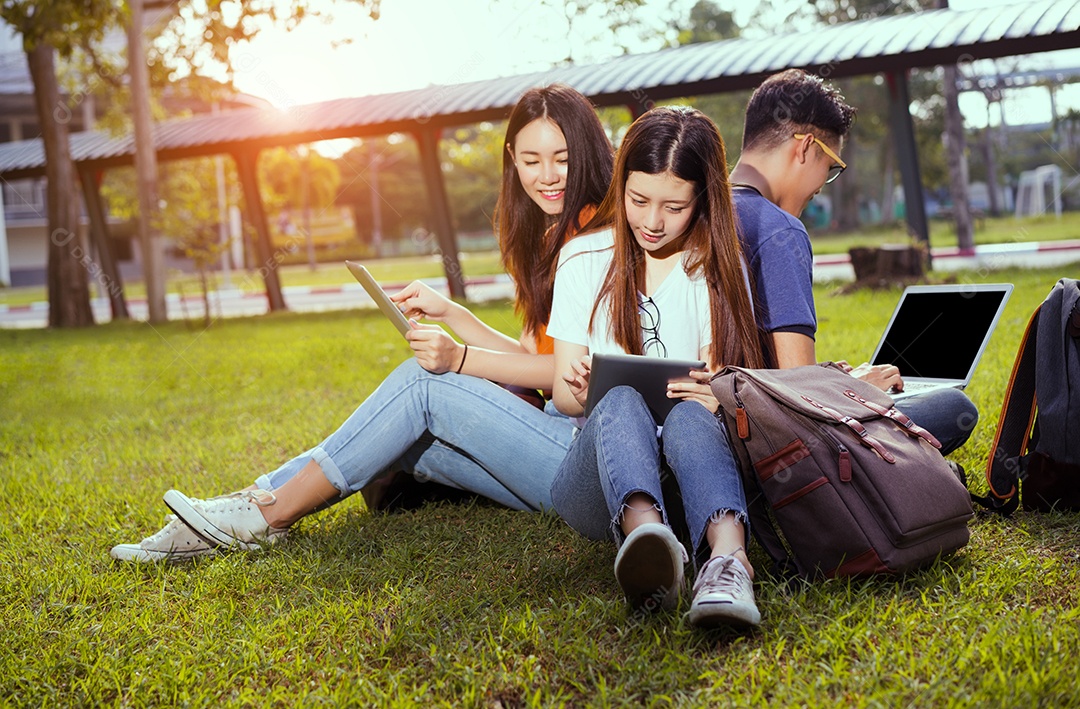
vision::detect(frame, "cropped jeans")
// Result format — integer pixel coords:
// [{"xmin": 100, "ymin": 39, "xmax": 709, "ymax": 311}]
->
[
  {"xmin": 254, "ymin": 359, "xmax": 577, "ymax": 511},
  {"xmin": 550, "ymin": 386, "xmax": 748, "ymax": 564}
]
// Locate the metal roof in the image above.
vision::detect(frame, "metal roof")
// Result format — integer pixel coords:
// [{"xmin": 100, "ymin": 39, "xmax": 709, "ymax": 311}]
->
[{"xmin": 3, "ymin": 0, "xmax": 1080, "ymax": 180}]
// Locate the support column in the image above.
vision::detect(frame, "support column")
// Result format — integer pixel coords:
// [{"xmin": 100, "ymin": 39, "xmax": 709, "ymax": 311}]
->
[
  {"xmin": 77, "ymin": 166, "xmax": 129, "ymax": 320},
  {"xmin": 885, "ymin": 69, "xmax": 931, "ymax": 265},
  {"xmin": 234, "ymin": 150, "xmax": 287, "ymax": 312},
  {"xmin": 0, "ymin": 185, "xmax": 8, "ymax": 287},
  {"xmin": 415, "ymin": 128, "xmax": 466, "ymax": 300},
  {"xmin": 127, "ymin": 0, "xmax": 168, "ymax": 323}
]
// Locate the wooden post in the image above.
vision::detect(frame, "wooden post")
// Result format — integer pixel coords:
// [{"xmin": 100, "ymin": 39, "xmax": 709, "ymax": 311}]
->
[
  {"xmin": 885, "ymin": 69, "xmax": 932, "ymax": 267},
  {"xmin": 415, "ymin": 128, "xmax": 466, "ymax": 300},
  {"xmin": 77, "ymin": 166, "xmax": 129, "ymax": 320},
  {"xmin": 127, "ymin": 0, "xmax": 168, "ymax": 323},
  {"xmin": 234, "ymin": 150, "xmax": 287, "ymax": 312}
]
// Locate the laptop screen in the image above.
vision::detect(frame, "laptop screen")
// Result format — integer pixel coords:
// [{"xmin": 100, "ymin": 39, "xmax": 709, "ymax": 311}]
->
[{"xmin": 872, "ymin": 288, "xmax": 1010, "ymax": 381}]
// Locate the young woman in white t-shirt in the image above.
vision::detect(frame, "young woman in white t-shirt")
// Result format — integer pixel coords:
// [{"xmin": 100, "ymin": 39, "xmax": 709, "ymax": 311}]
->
[{"xmin": 547, "ymin": 106, "xmax": 768, "ymax": 629}]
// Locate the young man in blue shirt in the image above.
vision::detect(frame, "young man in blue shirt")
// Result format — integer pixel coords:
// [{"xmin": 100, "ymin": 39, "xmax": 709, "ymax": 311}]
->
[{"xmin": 728, "ymin": 69, "xmax": 978, "ymax": 456}]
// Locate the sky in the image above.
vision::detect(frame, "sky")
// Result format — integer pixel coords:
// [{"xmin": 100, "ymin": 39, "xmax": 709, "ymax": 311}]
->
[{"xmin": 215, "ymin": 0, "xmax": 1080, "ymax": 132}]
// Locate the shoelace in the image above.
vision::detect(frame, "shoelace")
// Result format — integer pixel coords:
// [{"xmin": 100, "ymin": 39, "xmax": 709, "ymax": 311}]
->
[
  {"xmin": 693, "ymin": 554, "xmax": 749, "ymax": 597},
  {"xmin": 202, "ymin": 489, "xmax": 277, "ymax": 512},
  {"xmin": 144, "ymin": 518, "xmax": 186, "ymax": 545}
]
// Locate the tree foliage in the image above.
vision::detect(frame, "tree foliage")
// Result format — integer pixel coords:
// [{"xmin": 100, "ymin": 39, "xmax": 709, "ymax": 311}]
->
[
  {"xmin": 334, "ymin": 137, "xmax": 427, "ymax": 249},
  {"xmin": 671, "ymin": 1, "xmax": 750, "ymax": 159},
  {"xmin": 259, "ymin": 147, "xmax": 341, "ymax": 214},
  {"xmin": 146, "ymin": 0, "xmax": 381, "ymax": 101}
]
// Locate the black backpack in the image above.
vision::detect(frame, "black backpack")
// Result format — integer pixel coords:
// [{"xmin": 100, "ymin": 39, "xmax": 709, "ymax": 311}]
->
[{"xmin": 980, "ymin": 278, "xmax": 1080, "ymax": 514}]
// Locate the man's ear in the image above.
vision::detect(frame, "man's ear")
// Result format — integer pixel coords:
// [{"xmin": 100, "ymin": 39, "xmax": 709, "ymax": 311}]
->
[{"xmin": 793, "ymin": 134, "xmax": 812, "ymax": 166}]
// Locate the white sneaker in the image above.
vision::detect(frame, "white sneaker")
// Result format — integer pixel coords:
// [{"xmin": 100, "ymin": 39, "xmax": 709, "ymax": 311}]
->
[
  {"xmin": 688, "ymin": 553, "xmax": 761, "ymax": 629},
  {"xmin": 163, "ymin": 489, "xmax": 289, "ymax": 551},
  {"xmin": 614, "ymin": 522, "xmax": 688, "ymax": 612},
  {"xmin": 110, "ymin": 515, "xmax": 218, "ymax": 563}
]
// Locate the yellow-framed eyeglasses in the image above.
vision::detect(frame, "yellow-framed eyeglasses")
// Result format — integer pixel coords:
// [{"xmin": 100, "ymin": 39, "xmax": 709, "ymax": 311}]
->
[{"xmin": 794, "ymin": 133, "xmax": 846, "ymax": 183}]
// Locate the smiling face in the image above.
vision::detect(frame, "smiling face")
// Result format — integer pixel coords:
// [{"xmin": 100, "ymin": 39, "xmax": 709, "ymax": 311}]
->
[
  {"xmin": 623, "ymin": 170, "xmax": 697, "ymax": 260},
  {"xmin": 508, "ymin": 118, "xmax": 569, "ymax": 216}
]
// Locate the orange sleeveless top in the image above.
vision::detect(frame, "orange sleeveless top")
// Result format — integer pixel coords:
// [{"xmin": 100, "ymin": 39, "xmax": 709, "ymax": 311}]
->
[{"xmin": 530, "ymin": 205, "xmax": 598, "ymax": 354}]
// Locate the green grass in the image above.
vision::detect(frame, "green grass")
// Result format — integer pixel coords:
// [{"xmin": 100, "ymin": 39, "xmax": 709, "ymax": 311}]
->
[{"xmin": 2, "ymin": 267, "xmax": 1079, "ymax": 706}]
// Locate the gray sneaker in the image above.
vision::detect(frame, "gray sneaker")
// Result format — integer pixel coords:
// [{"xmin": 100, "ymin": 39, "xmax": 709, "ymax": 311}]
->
[
  {"xmin": 614, "ymin": 522, "xmax": 688, "ymax": 612},
  {"xmin": 688, "ymin": 553, "xmax": 761, "ymax": 629},
  {"xmin": 164, "ymin": 489, "xmax": 289, "ymax": 551},
  {"xmin": 110, "ymin": 515, "xmax": 218, "ymax": 563}
]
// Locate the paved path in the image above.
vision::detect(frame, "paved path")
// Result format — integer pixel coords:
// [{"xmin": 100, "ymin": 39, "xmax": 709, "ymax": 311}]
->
[{"xmin": 3, "ymin": 240, "xmax": 1078, "ymax": 329}]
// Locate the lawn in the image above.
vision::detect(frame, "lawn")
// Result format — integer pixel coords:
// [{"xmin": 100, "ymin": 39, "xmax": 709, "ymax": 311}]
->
[{"xmin": 1, "ymin": 265, "xmax": 1077, "ymax": 706}]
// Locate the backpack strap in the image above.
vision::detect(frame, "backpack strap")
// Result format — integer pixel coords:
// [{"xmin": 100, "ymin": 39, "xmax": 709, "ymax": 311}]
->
[
  {"xmin": 800, "ymin": 395, "xmax": 895, "ymax": 462},
  {"xmin": 843, "ymin": 389, "xmax": 943, "ymax": 449},
  {"xmin": 974, "ymin": 304, "xmax": 1042, "ymax": 515}
]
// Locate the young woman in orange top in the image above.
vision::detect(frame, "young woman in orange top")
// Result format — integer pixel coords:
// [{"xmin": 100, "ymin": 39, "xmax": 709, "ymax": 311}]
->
[{"xmin": 111, "ymin": 84, "xmax": 614, "ymax": 562}]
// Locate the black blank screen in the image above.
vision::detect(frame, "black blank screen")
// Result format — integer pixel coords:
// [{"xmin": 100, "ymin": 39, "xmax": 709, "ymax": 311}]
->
[{"xmin": 872, "ymin": 291, "xmax": 1005, "ymax": 380}]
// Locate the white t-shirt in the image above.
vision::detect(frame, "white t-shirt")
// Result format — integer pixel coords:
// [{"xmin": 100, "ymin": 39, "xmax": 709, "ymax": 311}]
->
[{"xmin": 546, "ymin": 229, "xmax": 713, "ymax": 359}]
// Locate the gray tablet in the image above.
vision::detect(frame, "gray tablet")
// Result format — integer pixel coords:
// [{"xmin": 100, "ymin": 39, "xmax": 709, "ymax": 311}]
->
[
  {"xmin": 345, "ymin": 261, "xmax": 411, "ymax": 337},
  {"xmin": 584, "ymin": 352, "xmax": 706, "ymax": 424}
]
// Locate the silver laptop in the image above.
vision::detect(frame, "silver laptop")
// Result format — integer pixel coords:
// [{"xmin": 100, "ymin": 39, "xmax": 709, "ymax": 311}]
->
[{"xmin": 869, "ymin": 283, "xmax": 1013, "ymax": 401}]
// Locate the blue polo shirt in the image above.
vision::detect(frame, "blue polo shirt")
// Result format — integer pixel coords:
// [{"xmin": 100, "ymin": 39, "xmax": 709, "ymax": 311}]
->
[{"xmin": 733, "ymin": 187, "xmax": 817, "ymax": 340}]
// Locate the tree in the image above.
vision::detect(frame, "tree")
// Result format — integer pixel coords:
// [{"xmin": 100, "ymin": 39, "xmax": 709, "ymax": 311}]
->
[
  {"xmin": 1, "ymin": 1, "xmax": 123, "ymax": 327},
  {"xmin": 104, "ymin": 157, "xmax": 241, "ymax": 327},
  {"xmin": 161, "ymin": 158, "xmax": 234, "ymax": 327},
  {"xmin": 535, "ymin": 0, "xmax": 671, "ymax": 66},
  {"xmin": 440, "ymin": 123, "xmax": 504, "ymax": 233},
  {"xmin": 671, "ymin": 1, "xmax": 750, "ymax": 155},
  {"xmin": 335, "ymin": 137, "xmax": 428, "ymax": 254}
]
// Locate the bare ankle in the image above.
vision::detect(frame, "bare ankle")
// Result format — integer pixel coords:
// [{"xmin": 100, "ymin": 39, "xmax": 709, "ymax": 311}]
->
[{"xmin": 619, "ymin": 493, "xmax": 663, "ymax": 536}]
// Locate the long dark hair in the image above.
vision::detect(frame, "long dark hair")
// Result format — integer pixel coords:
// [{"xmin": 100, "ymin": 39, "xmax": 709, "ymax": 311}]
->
[
  {"xmin": 494, "ymin": 84, "xmax": 613, "ymax": 339},
  {"xmin": 587, "ymin": 106, "xmax": 765, "ymax": 370}
]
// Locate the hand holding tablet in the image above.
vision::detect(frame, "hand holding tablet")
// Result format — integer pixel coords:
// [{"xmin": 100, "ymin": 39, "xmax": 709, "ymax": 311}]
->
[{"xmin": 584, "ymin": 352, "xmax": 707, "ymax": 424}]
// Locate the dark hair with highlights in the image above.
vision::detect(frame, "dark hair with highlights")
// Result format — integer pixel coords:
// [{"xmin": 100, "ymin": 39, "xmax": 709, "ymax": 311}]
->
[
  {"xmin": 584, "ymin": 106, "xmax": 764, "ymax": 371},
  {"xmin": 742, "ymin": 69, "xmax": 856, "ymax": 152},
  {"xmin": 494, "ymin": 84, "xmax": 614, "ymax": 339}
]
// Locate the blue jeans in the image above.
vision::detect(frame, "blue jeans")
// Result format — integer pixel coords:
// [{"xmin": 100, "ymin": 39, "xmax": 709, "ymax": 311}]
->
[
  {"xmin": 894, "ymin": 387, "xmax": 979, "ymax": 457},
  {"xmin": 255, "ymin": 359, "xmax": 577, "ymax": 511},
  {"xmin": 550, "ymin": 386, "xmax": 748, "ymax": 562}
]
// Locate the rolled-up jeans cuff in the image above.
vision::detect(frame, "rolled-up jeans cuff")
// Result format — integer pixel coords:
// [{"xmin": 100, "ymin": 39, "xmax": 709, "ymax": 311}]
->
[{"xmin": 310, "ymin": 446, "xmax": 351, "ymax": 496}]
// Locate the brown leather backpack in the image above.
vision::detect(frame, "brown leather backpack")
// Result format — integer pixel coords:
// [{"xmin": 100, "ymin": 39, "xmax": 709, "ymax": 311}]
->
[{"xmin": 711, "ymin": 362, "xmax": 973, "ymax": 578}]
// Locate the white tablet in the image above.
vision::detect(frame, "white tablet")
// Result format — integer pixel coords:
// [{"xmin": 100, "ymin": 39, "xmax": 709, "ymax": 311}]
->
[
  {"xmin": 584, "ymin": 352, "xmax": 706, "ymax": 424},
  {"xmin": 345, "ymin": 261, "xmax": 411, "ymax": 338}
]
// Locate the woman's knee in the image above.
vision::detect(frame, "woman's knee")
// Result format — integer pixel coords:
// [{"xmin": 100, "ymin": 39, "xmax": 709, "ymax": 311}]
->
[
  {"xmin": 662, "ymin": 400, "xmax": 720, "ymax": 445},
  {"xmin": 595, "ymin": 385, "xmax": 650, "ymax": 418},
  {"xmin": 664, "ymin": 399, "xmax": 715, "ymax": 429}
]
